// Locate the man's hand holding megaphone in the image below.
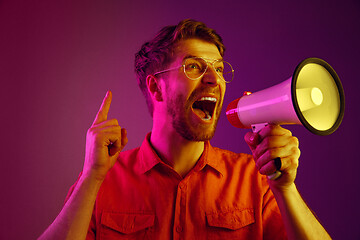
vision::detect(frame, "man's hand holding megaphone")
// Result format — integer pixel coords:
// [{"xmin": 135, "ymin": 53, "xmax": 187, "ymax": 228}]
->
[
  {"xmin": 227, "ymin": 57, "xmax": 344, "ymax": 188},
  {"xmin": 245, "ymin": 124, "xmax": 300, "ymax": 190}
]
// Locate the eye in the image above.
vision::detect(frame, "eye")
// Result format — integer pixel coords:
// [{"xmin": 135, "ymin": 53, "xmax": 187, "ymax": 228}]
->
[
  {"xmin": 215, "ymin": 66, "xmax": 224, "ymax": 73},
  {"xmin": 188, "ymin": 63, "xmax": 200, "ymax": 69},
  {"xmin": 185, "ymin": 59, "xmax": 203, "ymax": 72},
  {"xmin": 214, "ymin": 62, "xmax": 224, "ymax": 73}
]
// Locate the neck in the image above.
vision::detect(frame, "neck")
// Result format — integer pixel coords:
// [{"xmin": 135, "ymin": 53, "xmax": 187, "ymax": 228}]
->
[{"xmin": 150, "ymin": 123, "xmax": 204, "ymax": 178}]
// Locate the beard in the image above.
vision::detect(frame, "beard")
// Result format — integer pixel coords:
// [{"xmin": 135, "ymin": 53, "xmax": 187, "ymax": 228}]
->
[{"xmin": 166, "ymin": 86, "xmax": 223, "ymax": 141}]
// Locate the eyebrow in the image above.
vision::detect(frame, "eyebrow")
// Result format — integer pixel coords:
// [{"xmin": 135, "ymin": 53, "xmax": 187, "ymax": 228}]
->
[
  {"xmin": 182, "ymin": 54, "xmax": 197, "ymax": 61},
  {"xmin": 182, "ymin": 54, "xmax": 224, "ymax": 62}
]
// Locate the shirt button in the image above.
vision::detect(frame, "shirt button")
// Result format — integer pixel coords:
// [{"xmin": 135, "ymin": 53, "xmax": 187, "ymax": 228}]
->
[{"xmin": 176, "ymin": 225, "xmax": 183, "ymax": 233}]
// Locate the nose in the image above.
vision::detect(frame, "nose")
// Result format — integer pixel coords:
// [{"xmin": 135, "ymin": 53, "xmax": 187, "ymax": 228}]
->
[{"xmin": 201, "ymin": 64, "xmax": 221, "ymax": 86}]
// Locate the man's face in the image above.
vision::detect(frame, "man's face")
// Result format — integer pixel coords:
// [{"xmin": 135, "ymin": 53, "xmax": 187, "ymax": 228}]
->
[{"xmin": 158, "ymin": 38, "xmax": 226, "ymax": 141}]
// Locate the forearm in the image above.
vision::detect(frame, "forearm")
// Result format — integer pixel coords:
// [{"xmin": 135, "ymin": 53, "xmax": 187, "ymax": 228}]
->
[
  {"xmin": 272, "ymin": 183, "xmax": 331, "ymax": 240},
  {"xmin": 38, "ymin": 175, "xmax": 102, "ymax": 240}
]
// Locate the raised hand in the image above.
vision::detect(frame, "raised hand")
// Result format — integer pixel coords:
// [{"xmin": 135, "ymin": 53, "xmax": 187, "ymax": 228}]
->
[{"xmin": 83, "ymin": 91, "xmax": 128, "ymax": 181}]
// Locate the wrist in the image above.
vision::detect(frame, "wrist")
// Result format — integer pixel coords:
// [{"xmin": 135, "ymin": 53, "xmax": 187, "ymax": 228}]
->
[
  {"xmin": 270, "ymin": 182, "xmax": 298, "ymax": 198},
  {"xmin": 80, "ymin": 170, "xmax": 106, "ymax": 189}
]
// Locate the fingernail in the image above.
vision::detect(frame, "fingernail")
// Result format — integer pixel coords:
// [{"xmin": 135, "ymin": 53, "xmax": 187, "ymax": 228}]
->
[{"xmin": 250, "ymin": 135, "xmax": 255, "ymax": 142}]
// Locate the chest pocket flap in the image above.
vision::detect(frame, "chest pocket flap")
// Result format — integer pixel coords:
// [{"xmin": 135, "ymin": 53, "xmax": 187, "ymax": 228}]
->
[
  {"xmin": 206, "ymin": 208, "xmax": 255, "ymax": 230},
  {"xmin": 101, "ymin": 212, "xmax": 155, "ymax": 234}
]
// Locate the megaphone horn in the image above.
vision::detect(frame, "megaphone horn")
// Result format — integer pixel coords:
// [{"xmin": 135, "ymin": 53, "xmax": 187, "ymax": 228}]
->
[{"xmin": 226, "ymin": 57, "xmax": 345, "ymax": 136}]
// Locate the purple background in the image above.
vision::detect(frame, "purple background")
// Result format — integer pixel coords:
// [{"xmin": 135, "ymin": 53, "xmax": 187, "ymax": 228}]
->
[{"xmin": 1, "ymin": 0, "xmax": 359, "ymax": 239}]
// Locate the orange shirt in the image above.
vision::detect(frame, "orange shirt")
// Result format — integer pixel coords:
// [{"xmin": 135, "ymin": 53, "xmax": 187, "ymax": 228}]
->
[{"xmin": 66, "ymin": 133, "xmax": 286, "ymax": 239}]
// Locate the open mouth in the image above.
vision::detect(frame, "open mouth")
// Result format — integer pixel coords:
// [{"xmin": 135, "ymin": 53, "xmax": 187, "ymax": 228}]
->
[{"xmin": 192, "ymin": 97, "xmax": 217, "ymax": 121}]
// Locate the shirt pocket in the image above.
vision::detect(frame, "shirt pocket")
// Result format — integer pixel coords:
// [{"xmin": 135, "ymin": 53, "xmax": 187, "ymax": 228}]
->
[
  {"xmin": 205, "ymin": 208, "xmax": 255, "ymax": 239},
  {"xmin": 100, "ymin": 212, "xmax": 155, "ymax": 239}
]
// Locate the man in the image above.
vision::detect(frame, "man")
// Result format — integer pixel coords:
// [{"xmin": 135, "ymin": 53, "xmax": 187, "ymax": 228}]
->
[{"xmin": 39, "ymin": 19, "xmax": 331, "ymax": 239}]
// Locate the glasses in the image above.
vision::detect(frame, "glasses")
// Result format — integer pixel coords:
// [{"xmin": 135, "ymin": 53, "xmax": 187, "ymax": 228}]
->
[{"xmin": 153, "ymin": 57, "xmax": 234, "ymax": 83}]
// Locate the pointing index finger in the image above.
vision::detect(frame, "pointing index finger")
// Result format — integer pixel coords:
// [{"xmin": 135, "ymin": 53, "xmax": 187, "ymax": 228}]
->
[{"xmin": 92, "ymin": 91, "xmax": 112, "ymax": 126}]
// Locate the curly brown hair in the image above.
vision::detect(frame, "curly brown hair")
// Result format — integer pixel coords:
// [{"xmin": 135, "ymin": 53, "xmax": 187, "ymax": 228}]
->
[{"xmin": 134, "ymin": 19, "xmax": 225, "ymax": 117}]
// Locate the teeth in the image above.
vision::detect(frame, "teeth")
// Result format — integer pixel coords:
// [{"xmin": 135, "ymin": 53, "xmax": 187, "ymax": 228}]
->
[
  {"xmin": 193, "ymin": 96, "xmax": 217, "ymax": 121},
  {"xmin": 199, "ymin": 97, "xmax": 217, "ymax": 102},
  {"xmin": 203, "ymin": 111, "xmax": 212, "ymax": 120}
]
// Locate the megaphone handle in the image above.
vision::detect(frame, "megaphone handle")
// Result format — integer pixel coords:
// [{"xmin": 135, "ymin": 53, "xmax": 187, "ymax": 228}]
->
[{"xmin": 251, "ymin": 123, "xmax": 282, "ymax": 180}]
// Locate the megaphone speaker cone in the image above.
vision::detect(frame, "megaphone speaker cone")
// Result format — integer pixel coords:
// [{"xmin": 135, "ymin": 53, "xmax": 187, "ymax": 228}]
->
[
  {"xmin": 226, "ymin": 58, "xmax": 345, "ymax": 136},
  {"xmin": 291, "ymin": 58, "xmax": 345, "ymax": 135}
]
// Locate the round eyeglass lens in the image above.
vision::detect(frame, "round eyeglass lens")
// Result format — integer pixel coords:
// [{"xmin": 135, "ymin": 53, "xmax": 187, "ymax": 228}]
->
[
  {"xmin": 184, "ymin": 58, "xmax": 233, "ymax": 83},
  {"xmin": 213, "ymin": 60, "xmax": 234, "ymax": 83},
  {"xmin": 184, "ymin": 58, "xmax": 206, "ymax": 79}
]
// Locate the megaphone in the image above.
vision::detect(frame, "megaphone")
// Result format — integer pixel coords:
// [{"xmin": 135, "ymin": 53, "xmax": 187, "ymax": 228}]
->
[{"xmin": 226, "ymin": 57, "xmax": 345, "ymax": 136}]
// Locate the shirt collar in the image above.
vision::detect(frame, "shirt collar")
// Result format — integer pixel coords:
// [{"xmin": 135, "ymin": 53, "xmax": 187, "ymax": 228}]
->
[
  {"xmin": 135, "ymin": 132, "xmax": 225, "ymax": 176},
  {"xmin": 195, "ymin": 140, "xmax": 225, "ymax": 176},
  {"xmin": 134, "ymin": 133, "xmax": 162, "ymax": 175}
]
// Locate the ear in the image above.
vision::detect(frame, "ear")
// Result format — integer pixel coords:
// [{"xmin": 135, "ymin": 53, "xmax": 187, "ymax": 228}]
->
[{"xmin": 146, "ymin": 75, "xmax": 163, "ymax": 102}]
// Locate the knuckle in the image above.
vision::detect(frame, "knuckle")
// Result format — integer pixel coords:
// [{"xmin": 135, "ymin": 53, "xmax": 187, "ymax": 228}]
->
[
  {"xmin": 284, "ymin": 128, "xmax": 292, "ymax": 136},
  {"xmin": 290, "ymin": 156, "xmax": 299, "ymax": 168},
  {"xmin": 254, "ymin": 158, "xmax": 261, "ymax": 170},
  {"xmin": 253, "ymin": 147, "xmax": 261, "ymax": 159},
  {"xmin": 87, "ymin": 127, "xmax": 96, "ymax": 136},
  {"xmin": 110, "ymin": 118, "xmax": 119, "ymax": 126},
  {"xmin": 268, "ymin": 149, "xmax": 277, "ymax": 159},
  {"xmin": 115, "ymin": 127, "xmax": 122, "ymax": 134},
  {"xmin": 278, "ymin": 125, "xmax": 292, "ymax": 135},
  {"xmin": 290, "ymin": 136, "xmax": 299, "ymax": 146},
  {"xmin": 252, "ymin": 153, "xmax": 260, "ymax": 163},
  {"xmin": 286, "ymin": 151, "xmax": 299, "ymax": 168},
  {"xmin": 263, "ymin": 137, "xmax": 271, "ymax": 146},
  {"xmin": 293, "ymin": 147, "xmax": 301, "ymax": 158}
]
